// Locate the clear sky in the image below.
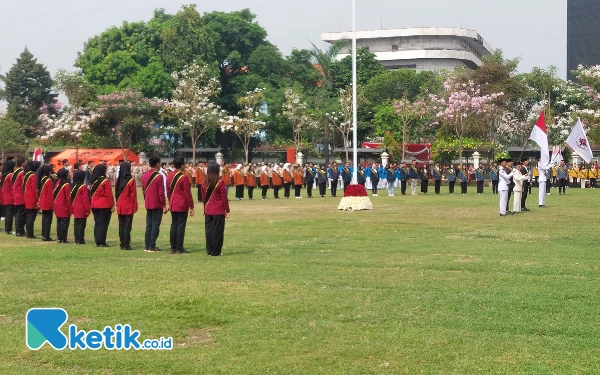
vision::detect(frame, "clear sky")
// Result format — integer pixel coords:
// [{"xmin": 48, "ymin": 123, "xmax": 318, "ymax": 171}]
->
[{"xmin": 1, "ymin": 0, "xmax": 567, "ymax": 80}]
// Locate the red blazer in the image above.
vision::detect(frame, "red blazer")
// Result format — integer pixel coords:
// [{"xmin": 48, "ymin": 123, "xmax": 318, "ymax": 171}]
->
[
  {"xmin": 167, "ymin": 171, "xmax": 194, "ymax": 213},
  {"xmin": 54, "ymin": 180, "xmax": 72, "ymax": 218},
  {"xmin": 116, "ymin": 179, "xmax": 138, "ymax": 215},
  {"xmin": 202, "ymin": 180, "xmax": 230, "ymax": 216},
  {"xmin": 24, "ymin": 172, "xmax": 38, "ymax": 210},
  {"xmin": 142, "ymin": 170, "xmax": 165, "ymax": 210},
  {"xmin": 2, "ymin": 172, "xmax": 14, "ymax": 205},
  {"xmin": 90, "ymin": 177, "xmax": 115, "ymax": 209},
  {"xmin": 39, "ymin": 176, "xmax": 55, "ymax": 211},
  {"xmin": 12, "ymin": 168, "xmax": 25, "ymax": 205},
  {"xmin": 71, "ymin": 183, "xmax": 91, "ymax": 219}
]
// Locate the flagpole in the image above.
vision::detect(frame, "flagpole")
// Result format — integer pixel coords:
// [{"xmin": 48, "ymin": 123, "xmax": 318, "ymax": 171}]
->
[{"xmin": 351, "ymin": 0, "xmax": 358, "ymax": 183}]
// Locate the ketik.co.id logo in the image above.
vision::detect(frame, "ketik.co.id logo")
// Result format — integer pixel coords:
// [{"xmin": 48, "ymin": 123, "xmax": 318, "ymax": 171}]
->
[{"xmin": 26, "ymin": 308, "xmax": 173, "ymax": 350}]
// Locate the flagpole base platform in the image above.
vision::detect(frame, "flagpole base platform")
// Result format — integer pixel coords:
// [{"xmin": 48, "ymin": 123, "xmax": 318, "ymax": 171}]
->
[{"xmin": 338, "ymin": 184, "xmax": 373, "ymax": 211}]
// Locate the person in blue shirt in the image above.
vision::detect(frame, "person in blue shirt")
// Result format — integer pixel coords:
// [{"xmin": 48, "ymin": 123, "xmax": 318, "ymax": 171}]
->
[
  {"xmin": 328, "ymin": 162, "xmax": 339, "ymax": 197},
  {"xmin": 475, "ymin": 164, "xmax": 485, "ymax": 194},
  {"xmin": 432, "ymin": 162, "xmax": 442, "ymax": 195},
  {"xmin": 457, "ymin": 164, "xmax": 468, "ymax": 194},
  {"xmin": 399, "ymin": 162, "xmax": 409, "ymax": 195},
  {"xmin": 489, "ymin": 162, "xmax": 499, "ymax": 194},
  {"xmin": 304, "ymin": 162, "xmax": 315, "ymax": 198},
  {"xmin": 408, "ymin": 160, "xmax": 420, "ymax": 196},
  {"xmin": 394, "ymin": 166, "xmax": 401, "ymax": 189},
  {"xmin": 370, "ymin": 163, "xmax": 380, "ymax": 196},
  {"xmin": 386, "ymin": 164, "xmax": 396, "ymax": 196},
  {"xmin": 446, "ymin": 165, "xmax": 456, "ymax": 195},
  {"xmin": 341, "ymin": 162, "xmax": 352, "ymax": 191}
]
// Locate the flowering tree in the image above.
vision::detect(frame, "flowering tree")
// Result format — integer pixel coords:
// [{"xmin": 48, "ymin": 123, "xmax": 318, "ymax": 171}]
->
[
  {"xmin": 281, "ymin": 88, "xmax": 317, "ymax": 153},
  {"xmin": 222, "ymin": 88, "xmax": 266, "ymax": 163},
  {"xmin": 433, "ymin": 80, "xmax": 503, "ymax": 161},
  {"xmin": 39, "ymin": 107, "xmax": 94, "ymax": 142},
  {"xmin": 163, "ymin": 62, "xmax": 226, "ymax": 164},
  {"xmin": 392, "ymin": 93, "xmax": 439, "ymax": 160},
  {"xmin": 324, "ymin": 87, "xmax": 355, "ymax": 162},
  {"xmin": 92, "ymin": 89, "xmax": 162, "ymax": 161}
]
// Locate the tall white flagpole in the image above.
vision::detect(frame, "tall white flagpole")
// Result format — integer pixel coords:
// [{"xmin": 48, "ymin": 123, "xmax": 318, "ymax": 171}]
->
[{"xmin": 351, "ymin": 0, "xmax": 358, "ymax": 184}]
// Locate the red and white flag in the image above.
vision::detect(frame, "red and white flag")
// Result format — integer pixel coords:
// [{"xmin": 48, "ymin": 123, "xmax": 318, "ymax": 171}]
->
[
  {"xmin": 530, "ymin": 112, "xmax": 549, "ymax": 167},
  {"xmin": 32, "ymin": 148, "xmax": 43, "ymax": 162}
]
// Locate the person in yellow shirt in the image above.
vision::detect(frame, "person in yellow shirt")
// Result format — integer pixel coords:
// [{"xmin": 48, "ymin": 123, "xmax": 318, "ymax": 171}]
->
[
  {"xmin": 579, "ymin": 165, "xmax": 588, "ymax": 189},
  {"xmin": 532, "ymin": 165, "xmax": 539, "ymax": 187},
  {"xmin": 551, "ymin": 164, "xmax": 558, "ymax": 189},
  {"xmin": 588, "ymin": 163, "xmax": 598, "ymax": 189}
]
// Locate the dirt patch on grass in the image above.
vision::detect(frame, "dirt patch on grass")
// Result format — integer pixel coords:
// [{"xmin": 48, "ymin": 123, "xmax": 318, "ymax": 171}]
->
[
  {"xmin": 72, "ymin": 317, "xmax": 92, "ymax": 324},
  {"xmin": 180, "ymin": 327, "xmax": 219, "ymax": 348},
  {"xmin": 0, "ymin": 315, "xmax": 11, "ymax": 324}
]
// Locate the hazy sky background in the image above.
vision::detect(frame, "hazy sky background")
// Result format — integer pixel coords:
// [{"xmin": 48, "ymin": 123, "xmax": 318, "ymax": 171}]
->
[{"xmin": 1, "ymin": 0, "xmax": 567, "ymax": 80}]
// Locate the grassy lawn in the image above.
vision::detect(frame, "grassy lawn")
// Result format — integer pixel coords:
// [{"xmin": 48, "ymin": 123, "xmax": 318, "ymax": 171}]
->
[{"xmin": 1, "ymin": 186, "xmax": 600, "ymax": 374}]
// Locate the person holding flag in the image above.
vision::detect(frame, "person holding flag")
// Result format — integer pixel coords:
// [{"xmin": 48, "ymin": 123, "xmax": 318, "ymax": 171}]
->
[{"xmin": 528, "ymin": 112, "xmax": 550, "ymax": 207}]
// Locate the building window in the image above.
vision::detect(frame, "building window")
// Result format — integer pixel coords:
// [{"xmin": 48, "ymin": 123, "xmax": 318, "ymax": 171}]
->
[{"xmin": 392, "ymin": 44, "xmax": 399, "ymax": 52}]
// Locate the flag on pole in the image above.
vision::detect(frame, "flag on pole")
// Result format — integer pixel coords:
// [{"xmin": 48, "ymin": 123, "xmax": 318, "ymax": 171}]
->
[
  {"xmin": 32, "ymin": 148, "xmax": 43, "ymax": 162},
  {"xmin": 566, "ymin": 119, "xmax": 593, "ymax": 163},
  {"xmin": 529, "ymin": 112, "xmax": 549, "ymax": 166}
]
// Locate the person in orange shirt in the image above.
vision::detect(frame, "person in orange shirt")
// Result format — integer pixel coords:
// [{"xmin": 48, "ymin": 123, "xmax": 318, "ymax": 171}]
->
[
  {"xmin": 293, "ymin": 164, "xmax": 304, "ymax": 199},
  {"xmin": 246, "ymin": 165, "xmax": 257, "ymax": 200},
  {"xmin": 195, "ymin": 163, "xmax": 206, "ymax": 202},
  {"xmin": 260, "ymin": 165, "xmax": 270, "ymax": 200},
  {"xmin": 221, "ymin": 164, "xmax": 232, "ymax": 198},
  {"xmin": 272, "ymin": 164, "xmax": 283, "ymax": 199},
  {"xmin": 233, "ymin": 164, "xmax": 245, "ymax": 201},
  {"xmin": 282, "ymin": 163, "xmax": 292, "ymax": 199}
]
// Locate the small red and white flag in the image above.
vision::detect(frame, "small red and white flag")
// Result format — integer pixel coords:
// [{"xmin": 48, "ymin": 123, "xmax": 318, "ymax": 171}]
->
[
  {"xmin": 32, "ymin": 148, "xmax": 43, "ymax": 162},
  {"xmin": 530, "ymin": 112, "xmax": 549, "ymax": 167}
]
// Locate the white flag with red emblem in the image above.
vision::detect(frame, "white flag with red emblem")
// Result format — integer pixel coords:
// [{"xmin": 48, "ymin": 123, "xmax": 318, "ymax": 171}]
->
[
  {"xmin": 32, "ymin": 148, "xmax": 43, "ymax": 162},
  {"xmin": 566, "ymin": 119, "xmax": 593, "ymax": 163},
  {"xmin": 529, "ymin": 112, "xmax": 550, "ymax": 167}
]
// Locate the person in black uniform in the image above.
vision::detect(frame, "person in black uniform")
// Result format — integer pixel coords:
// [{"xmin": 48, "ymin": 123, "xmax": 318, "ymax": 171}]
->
[
  {"xmin": 317, "ymin": 165, "xmax": 327, "ymax": 197},
  {"xmin": 520, "ymin": 159, "xmax": 530, "ymax": 211},
  {"xmin": 357, "ymin": 165, "xmax": 366, "ymax": 187},
  {"xmin": 432, "ymin": 162, "xmax": 442, "ymax": 194},
  {"xmin": 304, "ymin": 163, "xmax": 315, "ymax": 198},
  {"xmin": 341, "ymin": 162, "xmax": 352, "ymax": 191},
  {"xmin": 329, "ymin": 162, "xmax": 339, "ymax": 197},
  {"xmin": 419, "ymin": 165, "xmax": 429, "ymax": 194},
  {"xmin": 370, "ymin": 163, "xmax": 379, "ymax": 196}
]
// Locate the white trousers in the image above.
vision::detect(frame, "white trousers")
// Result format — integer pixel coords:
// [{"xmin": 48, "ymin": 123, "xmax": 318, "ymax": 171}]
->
[
  {"xmin": 513, "ymin": 191, "xmax": 522, "ymax": 213},
  {"xmin": 538, "ymin": 181, "xmax": 546, "ymax": 206},
  {"xmin": 500, "ymin": 190, "xmax": 509, "ymax": 215},
  {"xmin": 410, "ymin": 179, "xmax": 417, "ymax": 194},
  {"xmin": 581, "ymin": 179, "xmax": 587, "ymax": 189}
]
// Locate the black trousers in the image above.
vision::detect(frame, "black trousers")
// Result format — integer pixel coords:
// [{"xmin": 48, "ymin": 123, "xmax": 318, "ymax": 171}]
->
[
  {"xmin": 235, "ymin": 185, "xmax": 244, "ymax": 199},
  {"xmin": 420, "ymin": 180, "xmax": 428, "ymax": 193},
  {"xmin": 205, "ymin": 215, "xmax": 225, "ymax": 256},
  {"xmin": 283, "ymin": 183, "xmax": 291, "ymax": 198},
  {"xmin": 319, "ymin": 182, "xmax": 326, "ymax": 196},
  {"xmin": 331, "ymin": 180, "xmax": 338, "ymax": 197},
  {"xmin": 492, "ymin": 180, "xmax": 499, "ymax": 194},
  {"xmin": 558, "ymin": 178, "xmax": 567, "ymax": 194},
  {"xmin": 197, "ymin": 186, "xmax": 202, "ymax": 202},
  {"xmin": 591, "ymin": 178, "xmax": 596, "ymax": 188},
  {"xmin": 118, "ymin": 214, "xmax": 133, "ymax": 248},
  {"xmin": 5, "ymin": 204, "xmax": 14, "ymax": 233},
  {"xmin": 26, "ymin": 209, "xmax": 38, "ymax": 238},
  {"xmin": 273, "ymin": 186, "xmax": 281, "ymax": 199},
  {"xmin": 145, "ymin": 208, "xmax": 162, "ymax": 250},
  {"xmin": 92, "ymin": 208, "xmax": 112, "ymax": 245},
  {"xmin": 477, "ymin": 181, "xmax": 484, "ymax": 194},
  {"xmin": 434, "ymin": 179, "xmax": 441, "ymax": 194},
  {"xmin": 170, "ymin": 211, "xmax": 188, "ymax": 251},
  {"xmin": 247, "ymin": 186, "xmax": 254, "ymax": 200},
  {"xmin": 14, "ymin": 204, "xmax": 25, "ymax": 235},
  {"xmin": 261, "ymin": 186, "xmax": 268, "ymax": 198},
  {"xmin": 294, "ymin": 185, "xmax": 302, "ymax": 197},
  {"xmin": 371, "ymin": 180, "xmax": 378, "ymax": 195},
  {"xmin": 461, "ymin": 182, "xmax": 468, "ymax": 194},
  {"xmin": 401, "ymin": 180, "xmax": 407, "ymax": 195},
  {"xmin": 449, "ymin": 181, "xmax": 455, "ymax": 194},
  {"xmin": 343, "ymin": 180, "xmax": 351, "ymax": 191},
  {"xmin": 74, "ymin": 218, "xmax": 87, "ymax": 244},
  {"xmin": 306, "ymin": 183, "xmax": 313, "ymax": 197},
  {"xmin": 546, "ymin": 182, "xmax": 551, "ymax": 193},
  {"xmin": 521, "ymin": 186, "xmax": 528, "ymax": 209},
  {"xmin": 41, "ymin": 210, "xmax": 53, "ymax": 239},
  {"xmin": 56, "ymin": 217, "xmax": 70, "ymax": 242}
]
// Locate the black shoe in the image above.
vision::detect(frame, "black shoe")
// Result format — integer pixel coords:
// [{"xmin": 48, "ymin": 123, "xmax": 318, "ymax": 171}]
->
[
  {"xmin": 154, "ymin": 247, "xmax": 162, "ymax": 252},
  {"xmin": 60, "ymin": 240, "xmax": 70, "ymax": 244},
  {"xmin": 178, "ymin": 249, "xmax": 190, "ymax": 254},
  {"xmin": 169, "ymin": 249, "xmax": 178, "ymax": 254},
  {"xmin": 27, "ymin": 236, "xmax": 38, "ymax": 239},
  {"xmin": 500, "ymin": 214, "xmax": 507, "ymax": 216},
  {"xmin": 75, "ymin": 242, "xmax": 86, "ymax": 245},
  {"xmin": 98, "ymin": 243, "xmax": 110, "ymax": 247},
  {"xmin": 522, "ymin": 208, "xmax": 529, "ymax": 212},
  {"xmin": 42, "ymin": 237, "xmax": 54, "ymax": 242},
  {"xmin": 121, "ymin": 246, "xmax": 134, "ymax": 250},
  {"xmin": 15, "ymin": 233, "xmax": 24, "ymax": 237}
]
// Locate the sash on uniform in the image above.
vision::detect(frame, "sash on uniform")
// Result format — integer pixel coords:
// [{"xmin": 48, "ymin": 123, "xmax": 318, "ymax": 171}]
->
[
  {"xmin": 23, "ymin": 171, "xmax": 34, "ymax": 192},
  {"xmin": 38, "ymin": 176, "xmax": 52, "ymax": 198},
  {"xmin": 70, "ymin": 183, "xmax": 85, "ymax": 203},
  {"xmin": 116, "ymin": 178, "xmax": 134, "ymax": 201},
  {"xmin": 143, "ymin": 171, "xmax": 160, "ymax": 197},
  {"xmin": 169, "ymin": 172, "xmax": 184, "ymax": 197},
  {"xmin": 54, "ymin": 180, "xmax": 69, "ymax": 200},
  {"xmin": 90, "ymin": 177, "xmax": 107, "ymax": 199},
  {"xmin": 12, "ymin": 169, "xmax": 23, "ymax": 185},
  {"xmin": 204, "ymin": 180, "xmax": 222, "ymax": 206}
]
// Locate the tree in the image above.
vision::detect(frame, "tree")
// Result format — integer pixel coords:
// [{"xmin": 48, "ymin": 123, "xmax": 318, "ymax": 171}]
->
[
  {"xmin": 0, "ymin": 114, "xmax": 26, "ymax": 158},
  {"xmin": 0, "ymin": 48, "xmax": 56, "ymax": 136},
  {"xmin": 281, "ymin": 88, "xmax": 317, "ymax": 153},
  {"xmin": 91, "ymin": 89, "xmax": 162, "ymax": 161},
  {"xmin": 325, "ymin": 87, "xmax": 355, "ymax": 162},
  {"xmin": 309, "ymin": 40, "xmax": 346, "ymax": 91},
  {"xmin": 222, "ymin": 88, "xmax": 266, "ymax": 163},
  {"xmin": 330, "ymin": 48, "xmax": 386, "ymax": 91},
  {"xmin": 364, "ymin": 69, "xmax": 442, "ymax": 107},
  {"xmin": 163, "ymin": 62, "xmax": 225, "ymax": 164},
  {"xmin": 392, "ymin": 94, "xmax": 439, "ymax": 160}
]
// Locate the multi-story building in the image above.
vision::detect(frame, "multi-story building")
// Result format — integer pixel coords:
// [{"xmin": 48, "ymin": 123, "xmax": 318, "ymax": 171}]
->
[
  {"xmin": 567, "ymin": 0, "xmax": 600, "ymax": 80},
  {"xmin": 321, "ymin": 27, "xmax": 493, "ymax": 71}
]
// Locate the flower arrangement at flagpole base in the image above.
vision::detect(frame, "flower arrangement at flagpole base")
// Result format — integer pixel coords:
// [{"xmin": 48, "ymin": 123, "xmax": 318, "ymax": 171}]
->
[{"xmin": 338, "ymin": 184, "xmax": 373, "ymax": 211}]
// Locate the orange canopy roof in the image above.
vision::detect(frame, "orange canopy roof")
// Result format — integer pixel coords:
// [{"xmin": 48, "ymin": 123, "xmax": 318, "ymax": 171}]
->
[{"xmin": 50, "ymin": 149, "xmax": 139, "ymax": 168}]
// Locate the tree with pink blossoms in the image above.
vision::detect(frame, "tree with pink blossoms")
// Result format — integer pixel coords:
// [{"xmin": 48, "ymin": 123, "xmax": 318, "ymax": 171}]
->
[
  {"xmin": 433, "ymin": 80, "xmax": 503, "ymax": 161},
  {"xmin": 392, "ymin": 93, "xmax": 439, "ymax": 161},
  {"xmin": 92, "ymin": 89, "xmax": 162, "ymax": 161}
]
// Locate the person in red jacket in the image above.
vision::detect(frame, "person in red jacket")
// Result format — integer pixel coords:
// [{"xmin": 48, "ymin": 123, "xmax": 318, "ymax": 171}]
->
[
  {"xmin": 232, "ymin": 164, "xmax": 245, "ymax": 201},
  {"xmin": 166, "ymin": 157, "xmax": 194, "ymax": 254},
  {"xmin": 201, "ymin": 162, "xmax": 230, "ymax": 256},
  {"xmin": 12, "ymin": 157, "xmax": 27, "ymax": 237},
  {"xmin": 246, "ymin": 164, "xmax": 257, "ymax": 200},
  {"xmin": 90, "ymin": 164, "xmax": 115, "ymax": 247},
  {"xmin": 24, "ymin": 161, "xmax": 42, "ymax": 239},
  {"xmin": 2, "ymin": 160, "xmax": 16, "ymax": 234},
  {"xmin": 115, "ymin": 162, "xmax": 138, "ymax": 250},
  {"xmin": 54, "ymin": 168, "xmax": 72, "ymax": 243},
  {"xmin": 260, "ymin": 165, "xmax": 270, "ymax": 200},
  {"xmin": 71, "ymin": 170, "xmax": 90, "ymax": 245},
  {"xmin": 37, "ymin": 164, "xmax": 56, "ymax": 241},
  {"xmin": 282, "ymin": 163, "xmax": 293, "ymax": 199},
  {"xmin": 142, "ymin": 156, "xmax": 168, "ymax": 253},
  {"xmin": 272, "ymin": 164, "xmax": 283, "ymax": 199}
]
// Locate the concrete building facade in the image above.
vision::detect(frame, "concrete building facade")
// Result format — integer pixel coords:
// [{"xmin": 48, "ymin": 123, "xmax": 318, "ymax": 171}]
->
[
  {"xmin": 567, "ymin": 0, "xmax": 600, "ymax": 80},
  {"xmin": 321, "ymin": 27, "xmax": 493, "ymax": 71}
]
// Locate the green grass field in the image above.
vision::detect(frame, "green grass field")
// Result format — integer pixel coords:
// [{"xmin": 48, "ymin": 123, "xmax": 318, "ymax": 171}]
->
[{"xmin": 1, "ymin": 186, "xmax": 600, "ymax": 374}]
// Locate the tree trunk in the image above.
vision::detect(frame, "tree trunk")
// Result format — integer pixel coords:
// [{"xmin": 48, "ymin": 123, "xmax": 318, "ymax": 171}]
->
[{"xmin": 191, "ymin": 136, "xmax": 197, "ymax": 165}]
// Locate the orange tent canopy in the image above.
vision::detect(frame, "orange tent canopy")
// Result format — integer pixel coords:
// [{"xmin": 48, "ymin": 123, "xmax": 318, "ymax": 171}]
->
[{"xmin": 49, "ymin": 149, "xmax": 140, "ymax": 168}]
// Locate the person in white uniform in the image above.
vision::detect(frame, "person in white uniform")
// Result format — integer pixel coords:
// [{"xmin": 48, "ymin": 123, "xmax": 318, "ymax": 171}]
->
[
  {"xmin": 537, "ymin": 160, "xmax": 549, "ymax": 208},
  {"xmin": 512, "ymin": 161, "xmax": 530, "ymax": 213},
  {"xmin": 499, "ymin": 159, "xmax": 513, "ymax": 216}
]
